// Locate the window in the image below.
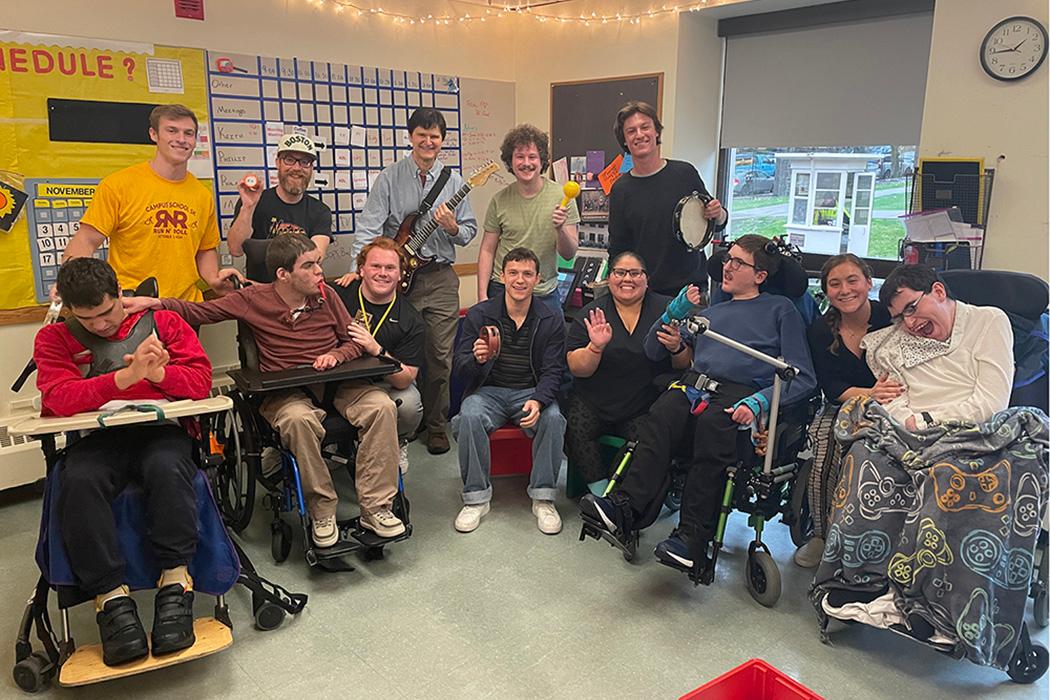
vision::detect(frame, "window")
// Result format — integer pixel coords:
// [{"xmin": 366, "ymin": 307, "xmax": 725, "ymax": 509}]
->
[{"xmin": 720, "ymin": 145, "xmax": 915, "ymax": 264}]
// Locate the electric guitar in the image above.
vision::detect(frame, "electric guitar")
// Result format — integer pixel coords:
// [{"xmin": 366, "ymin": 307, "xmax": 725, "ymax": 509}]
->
[{"xmin": 395, "ymin": 161, "xmax": 500, "ymax": 294}]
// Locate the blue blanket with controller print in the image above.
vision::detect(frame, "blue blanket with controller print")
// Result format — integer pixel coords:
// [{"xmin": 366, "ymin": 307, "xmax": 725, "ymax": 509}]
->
[{"xmin": 809, "ymin": 397, "xmax": 1048, "ymax": 670}]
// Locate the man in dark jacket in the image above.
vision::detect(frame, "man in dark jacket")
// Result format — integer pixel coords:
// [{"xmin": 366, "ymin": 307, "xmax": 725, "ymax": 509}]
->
[{"xmin": 451, "ymin": 247, "xmax": 566, "ymax": 535}]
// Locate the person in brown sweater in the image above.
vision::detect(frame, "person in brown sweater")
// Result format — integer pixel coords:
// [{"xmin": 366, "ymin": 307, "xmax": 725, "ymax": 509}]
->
[{"xmin": 126, "ymin": 234, "xmax": 405, "ymax": 547}]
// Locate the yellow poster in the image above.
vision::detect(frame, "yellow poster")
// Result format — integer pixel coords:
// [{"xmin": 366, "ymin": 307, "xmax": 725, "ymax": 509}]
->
[{"xmin": 0, "ymin": 31, "xmax": 207, "ymax": 309}]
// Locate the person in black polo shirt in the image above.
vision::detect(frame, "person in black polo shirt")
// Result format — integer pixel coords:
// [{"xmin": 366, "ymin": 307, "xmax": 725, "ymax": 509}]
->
[
  {"xmin": 565, "ymin": 251, "xmax": 690, "ymax": 496},
  {"xmin": 333, "ymin": 237, "xmax": 426, "ymax": 472},
  {"xmin": 451, "ymin": 247, "xmax": 567, "ymax": 535},
  {"xmin": 227, "ymin": 133, "xmax": 334, "ymax": 282}
]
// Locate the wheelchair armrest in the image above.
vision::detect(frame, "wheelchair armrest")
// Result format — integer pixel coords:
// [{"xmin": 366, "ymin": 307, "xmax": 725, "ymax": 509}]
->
[
  {"xmin": 227, "ymin": 355, "xmax": 401, "ymax": 393},
  {"xmin": 8, "ymin": 396, "xmax": 234, "ymax": 438}
]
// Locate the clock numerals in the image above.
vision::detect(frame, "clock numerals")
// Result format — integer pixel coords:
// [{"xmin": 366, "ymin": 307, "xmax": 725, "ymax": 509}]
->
[{"xmin": 981, "ymin": 16, "xmax": 1047, "ymax": 81}]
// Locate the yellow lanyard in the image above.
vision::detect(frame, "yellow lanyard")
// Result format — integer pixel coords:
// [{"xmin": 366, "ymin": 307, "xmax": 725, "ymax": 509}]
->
[{"xmin": 358, "ymin": 286, "xmax": 395, "ymax": 337}]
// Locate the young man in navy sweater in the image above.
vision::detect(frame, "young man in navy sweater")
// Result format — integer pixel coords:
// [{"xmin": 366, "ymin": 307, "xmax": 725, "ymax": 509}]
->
[{"xmin": 581, "ymin": 234, "xmax": 816, "ymax": 575}]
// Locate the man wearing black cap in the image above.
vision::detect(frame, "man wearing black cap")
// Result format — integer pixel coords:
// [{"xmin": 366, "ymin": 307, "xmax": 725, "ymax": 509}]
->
[{"xmin": 227, "ymin": 133, "xmax": 334, "ymax": 282}]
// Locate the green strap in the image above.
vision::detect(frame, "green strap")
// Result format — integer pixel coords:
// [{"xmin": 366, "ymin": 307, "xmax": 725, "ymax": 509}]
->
[{"xmin": 96, "ymin": 403, "xmax": 167, "ymax": 428}]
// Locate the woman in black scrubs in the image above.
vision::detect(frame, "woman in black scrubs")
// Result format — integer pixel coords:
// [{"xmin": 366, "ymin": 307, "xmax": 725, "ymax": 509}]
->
[
  {"xmin": 793, "ymin": 253, "xmax": 900, "ymax": 567},
  {"xmin": 564, "ymin": 252, "xmax": 691, "ymax": 496}
]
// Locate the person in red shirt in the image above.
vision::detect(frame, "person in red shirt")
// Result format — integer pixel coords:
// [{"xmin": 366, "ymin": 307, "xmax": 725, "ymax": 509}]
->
[{"xmin": 33, "ymin": 258, "xmax": 212, "ymax": 667}]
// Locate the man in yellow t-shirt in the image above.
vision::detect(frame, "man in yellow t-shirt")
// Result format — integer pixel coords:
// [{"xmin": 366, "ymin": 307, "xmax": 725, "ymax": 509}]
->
[{"xmin": 61, "ymin": 104, "xmax": 239, "ymax": 302}]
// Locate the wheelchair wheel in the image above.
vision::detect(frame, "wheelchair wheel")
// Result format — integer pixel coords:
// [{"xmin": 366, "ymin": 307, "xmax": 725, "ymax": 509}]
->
[
  {"xmin": 214, "ymin": 404, "xmax": 259, "ymax": 533},
  {"xmin": 13, "ymin": 652, "xmax": 54, "ymax": 693},
  {"xmin": 745, "ymin": 549, "xmax": 782, "ymax": 607},
  {"xmin": 664, "ymin": 471, "xmax": 684, "ymax": 513},
  {"xmin": 788, "ymin": 459, "xmax": 815, "ymax": 548},
  {"xmin": 253, "ymin": 600, "xmax": 287, "ymax": 632},
  {"xmin": 1034, "ymin": 588, "xmax": 1048, "ymax": 629},
  {"xmin": 271, "ymin": 520, "xmax": 293, "ymax": 563},
  {"xmin": 1008, "ymin": 641, "xmax": 1048, "ymax": 684}
]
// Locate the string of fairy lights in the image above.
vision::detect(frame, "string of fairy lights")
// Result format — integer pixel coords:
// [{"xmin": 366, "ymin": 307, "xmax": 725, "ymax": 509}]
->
[{"xmin": 299, "ymin": 0, "xmax": 715, "ymax": 26}]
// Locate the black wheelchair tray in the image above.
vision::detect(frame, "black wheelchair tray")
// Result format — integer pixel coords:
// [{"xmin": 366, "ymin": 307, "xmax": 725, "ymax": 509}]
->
[{"xmin": 228, "ymin": 355, "xmax": 401, "ymax": 393}]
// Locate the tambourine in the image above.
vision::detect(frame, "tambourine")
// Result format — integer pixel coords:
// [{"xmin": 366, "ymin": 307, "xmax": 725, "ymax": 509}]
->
[
  {"xmin": 480, "ymin": 325, "xmax": 501, "ymax": 359},
  {"xmin": 673, "ymin": 191, "xmax": 715, "ymax": 252}
]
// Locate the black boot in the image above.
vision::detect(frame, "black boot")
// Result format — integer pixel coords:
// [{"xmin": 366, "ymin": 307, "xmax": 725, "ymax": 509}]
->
[
  {"xmin": 96, "ymin": 596, "xmax": 149, "ymax": 667},
  {"xmin": 151, "ymin": 584, "xmax": 196, "ymax": 656}
]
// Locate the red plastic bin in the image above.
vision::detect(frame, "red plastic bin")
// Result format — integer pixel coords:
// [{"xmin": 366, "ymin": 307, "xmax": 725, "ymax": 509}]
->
[
  {"xmin": 680, "ymin": 659, "xmax": 823, "ymax": 700},
  {"xmin": 489, "ymin": 426, "xmax": 533, "ymax": 476}
]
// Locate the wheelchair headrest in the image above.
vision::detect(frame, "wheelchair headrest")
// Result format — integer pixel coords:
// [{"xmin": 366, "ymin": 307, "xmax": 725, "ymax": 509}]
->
[
  {"xmin": 129, "ymin": 277, "xmax": 159, "ymax": 299},
  {"xmin": 941, "ymin": 270, "xmax": 1049, "ymax": 321},
  {"xmin": 707, "ymin": 241, "xmax": 809, "ymax": 298},
  {"xmin": 242, "ymin": 239, "xmax": 274, "ymax": 283}
]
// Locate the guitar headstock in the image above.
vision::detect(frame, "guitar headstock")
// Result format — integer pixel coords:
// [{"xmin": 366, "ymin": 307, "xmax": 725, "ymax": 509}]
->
[{"xmin": 466, "ymin": 161, "xmax": 501, "ymax": 188}]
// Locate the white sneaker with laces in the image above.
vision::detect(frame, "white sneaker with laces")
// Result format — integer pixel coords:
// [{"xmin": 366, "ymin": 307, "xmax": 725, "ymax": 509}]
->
[
  {"xmin": 311, "ymin": 515, "xmax": 339, "ymax": 548},
  {"xmin": 532, "ymin": 499, "xmax": 562, "ymax": 535},
  {"xmin": 398, "ymin": 443, "xmax": 409, "ymax": 475},
  {"xmin": 454, "ymin": 503, "xmax": 490, "ymax": 533},
  {"xmin": 360, "ymin": 508, "xmax": 406, "ymax": 538}
]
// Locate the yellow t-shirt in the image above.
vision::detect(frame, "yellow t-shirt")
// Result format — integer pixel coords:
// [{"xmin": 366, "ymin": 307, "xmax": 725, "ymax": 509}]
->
[{"xmin": 81, "ymin": 162, "xmax": 220, "ymax": 301}]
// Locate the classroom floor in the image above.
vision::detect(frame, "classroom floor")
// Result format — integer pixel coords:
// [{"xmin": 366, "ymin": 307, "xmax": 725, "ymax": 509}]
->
[{"xmin": 0, "ymin": 441, "xmax": 1047, "ymax": 699}]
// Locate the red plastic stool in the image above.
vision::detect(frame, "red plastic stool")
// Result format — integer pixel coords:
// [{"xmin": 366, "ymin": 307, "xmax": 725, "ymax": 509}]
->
[
  {"xmin": 680, "ymin": 659, "xmax": 823, "ymax": 700},
  {"xmin": 489, "ymin": 426, "xmax": 533, "ymax": 477}
]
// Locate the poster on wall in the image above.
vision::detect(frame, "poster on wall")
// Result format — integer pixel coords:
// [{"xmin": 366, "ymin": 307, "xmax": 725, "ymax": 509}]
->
[{"xmin": 0, "ymin": 31, "xmax": 208, "ymax": 309}]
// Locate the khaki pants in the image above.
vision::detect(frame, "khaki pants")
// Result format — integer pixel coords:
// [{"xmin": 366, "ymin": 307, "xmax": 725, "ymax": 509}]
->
[
  {"xmin": 259, "ymin": 381, "xmax": 399, "ymax": 520},
  {"xmin": 406, "ymin": 263, "xmax": 460, "ymax": 436}
]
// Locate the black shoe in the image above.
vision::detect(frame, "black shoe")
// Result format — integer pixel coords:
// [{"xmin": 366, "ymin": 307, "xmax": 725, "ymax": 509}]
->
[
  {"xmin": 426, "ymin": 431, "xmax": 450, "ymax": 455},
  {"xmin": 96, "ymin": 596, "xmax": 149, "ymax": 667},
  {"xmin": 580, "ymin": 494, "xmax": 627, "ymax": 534},
  {"xmin": 151, "ymin": 584, "xmax": 196, "ymax": 656}
]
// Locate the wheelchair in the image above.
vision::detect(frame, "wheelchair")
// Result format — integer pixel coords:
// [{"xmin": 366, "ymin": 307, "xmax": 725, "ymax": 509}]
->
[
  {"xmin": 8, "ymin": 280, "xmax": 307, "ymax": 692},
  {"xmin": 210, "ymin": 317, "xmax": 413, "ymax": 571},
  {"xmin": 580, "ymin": 240, "xmax": 819, "ymax": 607}
]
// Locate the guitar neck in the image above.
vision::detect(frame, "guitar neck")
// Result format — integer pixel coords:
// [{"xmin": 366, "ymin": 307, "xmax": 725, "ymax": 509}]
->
[{"xmin": 407, "ymin": 182, "xmax": 473, "ymax": 250}]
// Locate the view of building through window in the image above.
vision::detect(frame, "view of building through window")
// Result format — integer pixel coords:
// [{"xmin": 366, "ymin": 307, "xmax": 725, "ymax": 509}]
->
[{"xmin": 722, "ymin": 146, "xmax": 916, "ymax": 260}]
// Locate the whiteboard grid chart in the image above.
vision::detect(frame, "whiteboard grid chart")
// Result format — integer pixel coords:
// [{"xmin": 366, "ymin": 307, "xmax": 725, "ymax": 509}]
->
[{"xmin": 205, "ymin": 51, "xmax": 462, "ymax": 241}]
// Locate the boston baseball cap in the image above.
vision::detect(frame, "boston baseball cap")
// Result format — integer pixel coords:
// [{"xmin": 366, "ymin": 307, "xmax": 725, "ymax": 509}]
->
[{"xmin": 277, "ymin": 133, "xmax": 316, "ymax": 159}]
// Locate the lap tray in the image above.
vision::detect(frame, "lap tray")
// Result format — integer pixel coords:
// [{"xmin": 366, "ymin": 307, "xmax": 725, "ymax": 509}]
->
[
  {"xmin": 8, "ymin": 396, "xmax": 234, "ymax": 437},
  {"xmin": 227, "ymin": 355, "xmax": 400, "ymax": 393}
]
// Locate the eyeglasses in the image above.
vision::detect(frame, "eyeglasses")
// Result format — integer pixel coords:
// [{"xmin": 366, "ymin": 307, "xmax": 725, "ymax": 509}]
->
[
  {"xmin": 610, "ymin": 268, "xmax": 646, "ymax": 279},
  {"xmin": 722, "ymin": 255, "xmax": 757, "ymax": 272},
  {"xmin": 279, "ymin": 155, "xmax": 314, "ymax": 168},
  {"xmin": 890, "ymin": 291, "xmax": 927, "ymax": 323}
]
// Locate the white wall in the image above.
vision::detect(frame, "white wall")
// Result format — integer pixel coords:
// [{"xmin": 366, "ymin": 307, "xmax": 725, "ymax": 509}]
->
[{"xmin": 919, "ymin": 0, "xmax": 1049, "ymax": 279}]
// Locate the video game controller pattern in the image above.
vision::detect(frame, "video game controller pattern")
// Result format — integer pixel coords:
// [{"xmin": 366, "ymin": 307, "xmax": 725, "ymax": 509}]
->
[
  {"xmin": 931, "ymin": 460, "xmax": 1011, "ymax": 514},
  {"xmin": 959, "ymin": 530, "xmax": 1034, "ymax": 590},
  {"xmin": 1012, "ymin": 472, "xmax": 1043, "ymax": 539},
  {"xmin": 887, "ymin": 517, "xmax": 953, "ymax": 587},
  {"xmin": 824, "ymin": 524, "xmax": 891, "ymax": 568},
  {"xmin": 857, "ymin": 460, "xmax": 917, "ymax": 521},
  {"xmin": 956, "ymin": 588, "xmax": 1015, "ymax": 666}
]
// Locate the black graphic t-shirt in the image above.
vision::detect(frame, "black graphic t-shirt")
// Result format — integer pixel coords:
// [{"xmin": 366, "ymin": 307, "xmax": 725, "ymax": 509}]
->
[{"xmin": 235, "ymin": 188, "xmax": 333, "ymax": 281}]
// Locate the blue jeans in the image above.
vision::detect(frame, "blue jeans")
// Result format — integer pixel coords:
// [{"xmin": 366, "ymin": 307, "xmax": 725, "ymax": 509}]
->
[
  {"xmin": 486, "ymin": 280, "xmax": 563, "ymax": 319},
  {"xmin": 451, "ymin": 386, "xmax": 565, "ymax": 504}
]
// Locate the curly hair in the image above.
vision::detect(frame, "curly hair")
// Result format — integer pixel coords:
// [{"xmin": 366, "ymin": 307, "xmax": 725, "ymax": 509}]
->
[{"xmin": 499, "ymin": 124, "xmax": 551, "ymax": 174}]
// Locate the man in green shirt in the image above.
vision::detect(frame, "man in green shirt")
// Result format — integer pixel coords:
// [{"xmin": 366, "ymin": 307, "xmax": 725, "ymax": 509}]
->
[{"xmin": 477, "ymin": 125, "xmax": 580, "ymax": 313}]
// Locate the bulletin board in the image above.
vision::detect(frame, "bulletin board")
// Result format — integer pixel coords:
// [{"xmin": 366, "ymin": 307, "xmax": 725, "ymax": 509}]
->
[
  {"xmin": 0, "ymin": 31, "xmax": 209, "ymax": 311},
  {"xmin": 550, "ymin": 73, "xmax": 662, "ymax": 165}
]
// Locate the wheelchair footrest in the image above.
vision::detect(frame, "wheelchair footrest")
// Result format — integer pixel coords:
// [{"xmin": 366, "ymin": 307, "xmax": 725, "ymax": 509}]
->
[
  {"xmin": 579, "ymin": 514, "xmax": 637, "ymax": 561},
  {"xmin": 58, "ymin": 617, "xmax": 232, "ymax": 687},
  {"xmin": 350, "ymin": 523, "xmax": 413, "ymax": 548}
]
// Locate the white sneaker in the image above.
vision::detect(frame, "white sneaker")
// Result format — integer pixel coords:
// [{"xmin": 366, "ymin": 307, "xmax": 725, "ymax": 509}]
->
[
  {"xmin": 454, "ymin": 503, "xmax": 490, "ymax": 533},
  {"xmin": 398, "ymin": 443, "xmax": 409, "ymax": 475},
  {"xmin": 312, "ymin": 515, "xmax": 339, "ymax": 548},
  {"xmin": 532, "ymin": 500, "xmax": 562, "ymax": 535},
  {"xmin": 360, "ymin": 508, "xmax": 406, "ymax": 538},
  {"xmin": 793, "ymin": 536, "xmax": 825, "ymax": 569}
]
